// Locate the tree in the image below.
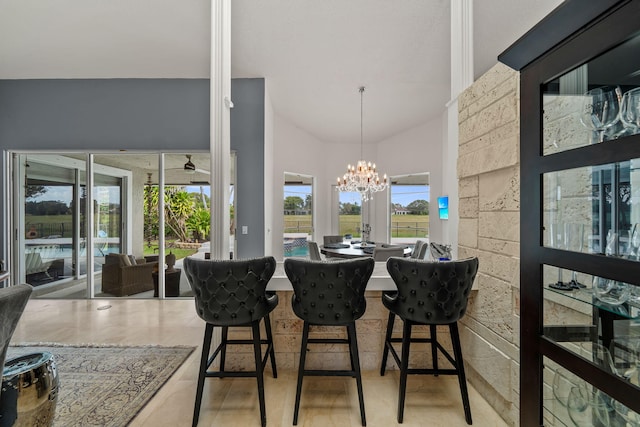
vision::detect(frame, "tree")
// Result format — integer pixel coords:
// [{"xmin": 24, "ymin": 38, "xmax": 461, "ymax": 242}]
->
[
  {"xmin": 406, "ymin": 199, "xmax": 429, "ymax": 215},
  {"xmin": 186, "ymin": 207, "xmax": 210, "ymax": 242},
  {"xmin": 164, "ymin": 188, "xmax": 195, "ymax": 241},
  {"xmin": 284, "ymin": 196, "xmax": 304, "ymax": 212},
  {"xmin": 339, "ymin": 202, "xmax": 361, "ymax": 215},
  {"xmin": 26, "ymin": 185, "xmax": 47, "ymax": 200}
]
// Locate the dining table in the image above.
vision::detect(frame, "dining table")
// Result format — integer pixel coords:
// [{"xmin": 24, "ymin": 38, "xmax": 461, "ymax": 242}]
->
[{"xmin": 320, "ymin": 241, "xmax": 412, "ymax": 259}]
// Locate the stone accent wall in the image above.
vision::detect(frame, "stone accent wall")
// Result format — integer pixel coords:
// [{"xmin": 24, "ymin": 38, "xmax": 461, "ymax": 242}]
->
[
  {"xmin": 457, "ymin": 62, "xmax": 521, "ymax": 426},
  {"xmin": 220, "ymin": 290, "xmax": 450, "ymax": 372}
]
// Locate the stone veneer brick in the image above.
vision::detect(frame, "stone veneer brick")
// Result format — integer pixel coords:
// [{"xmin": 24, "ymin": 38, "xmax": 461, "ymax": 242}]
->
[{"xmin": 457, "ymin": 63, "xmax": 520, "ymax": 426}]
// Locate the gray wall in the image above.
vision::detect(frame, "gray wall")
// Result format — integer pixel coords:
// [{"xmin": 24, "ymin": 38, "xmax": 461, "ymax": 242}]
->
[
  {"xmin": 231, "ymin": 79, "xmax": 265, "ymax": 258},
  {"xmin": 0, "ymin": 78, "xmax": 265, "ymax": 263}
]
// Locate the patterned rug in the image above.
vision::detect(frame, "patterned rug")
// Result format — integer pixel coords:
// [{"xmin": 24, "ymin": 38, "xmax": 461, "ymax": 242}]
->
[{"xmin": 6, "ymin": 344, "xmax": 194, "ymax": 427}]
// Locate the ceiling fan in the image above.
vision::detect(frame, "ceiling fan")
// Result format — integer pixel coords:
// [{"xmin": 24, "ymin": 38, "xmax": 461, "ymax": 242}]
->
[
  {"xmin": 163, "ymin": 155, "xmax": 210, "ymax": 184},
  {"xmin": 183, "ymin": 154, "xmax": 210, "ymax": 175}
]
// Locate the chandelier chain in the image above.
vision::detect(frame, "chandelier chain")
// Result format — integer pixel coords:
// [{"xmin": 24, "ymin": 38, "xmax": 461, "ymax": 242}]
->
[{"xmin": 336, "ymin": 86, "xmax": 388, "ymax": 202}]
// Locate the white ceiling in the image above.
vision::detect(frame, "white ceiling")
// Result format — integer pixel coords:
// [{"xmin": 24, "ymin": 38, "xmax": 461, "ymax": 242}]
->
[{"xmin": 0, "ymin": 0, "xmax": 562, "ymax": 145}]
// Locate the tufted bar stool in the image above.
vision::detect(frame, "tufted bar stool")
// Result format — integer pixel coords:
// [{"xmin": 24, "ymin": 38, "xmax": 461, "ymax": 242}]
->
[
  {"xmin": 284, "ymin": 257, "xmax": 375, "ymax": 426},
  {"xmin": 183, "ymin": 256, "xmax": 278, "ymax": 427},
  {"xmin": 380, "ymin": 257, "xmax": 479, "ymax": 424}
]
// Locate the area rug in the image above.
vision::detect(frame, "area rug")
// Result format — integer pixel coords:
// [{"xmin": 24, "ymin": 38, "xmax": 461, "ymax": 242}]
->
[{"xmin": 6, "ymin": 343, "xmax": 195, "ymax": 427}]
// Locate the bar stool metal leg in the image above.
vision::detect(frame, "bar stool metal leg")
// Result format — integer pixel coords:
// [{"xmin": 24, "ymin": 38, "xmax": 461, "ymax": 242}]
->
[
  {"xmin": 450, "ymin": 323, "xmax": 472, "ymax": 425},
  {"xmin": 430, "ymin": 325, "xmax": 439, "ymax": 375},
  {"xmin": 347, "ymin": 322, "xmax": 366, "ymax": 426},
  {"xmin": 293, "ymin": 321, "xmax": 310, "ymax": 425},
  {"xmin": 380, "ymin": 312, "xmax": 395, "ymax": 376},
  {"xmin": 264, "ymin": 314, "xmax": 278, "ymax": 378},
  {"xmin": 398, "ymin": 320, "xmax": 412, "ymax": 423},
  {"xmin": 219, "ymin": 326, "xmax": 229, "ymax": 372},
  {"xmin": 252, "ymin": 321, "xmax": 267, "ymax": 427},
  {"xmin": 193, "ymin": 323, "xmax": 214, "ymax": 427}
]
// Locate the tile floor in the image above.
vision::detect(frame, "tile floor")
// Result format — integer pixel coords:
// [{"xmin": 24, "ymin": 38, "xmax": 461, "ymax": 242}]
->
[{"xmin": 11, "ymin": 299, "xmax": 509, "ymax": 427}]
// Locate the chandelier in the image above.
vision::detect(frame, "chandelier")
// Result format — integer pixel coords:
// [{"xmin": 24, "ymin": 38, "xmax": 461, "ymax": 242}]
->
[{"xmin": 336, "ymin": 86, "xmax": 388, "ymax": 202}]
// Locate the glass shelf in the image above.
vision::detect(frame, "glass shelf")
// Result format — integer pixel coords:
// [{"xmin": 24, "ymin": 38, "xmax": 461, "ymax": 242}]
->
[{"xmin": 545, "ymin": 285, "xmax": 640, "ymax": 319}]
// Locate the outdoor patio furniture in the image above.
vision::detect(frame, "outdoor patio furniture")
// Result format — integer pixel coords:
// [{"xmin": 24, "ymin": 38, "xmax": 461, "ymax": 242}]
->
[{"xmin": 101, "ymin": 254, "xmax": 157, "ymax": 296}]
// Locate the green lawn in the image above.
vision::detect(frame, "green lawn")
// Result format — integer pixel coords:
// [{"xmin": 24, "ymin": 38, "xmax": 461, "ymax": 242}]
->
[
  {"xmin": 142, "ymin": 243, "xmax": 198, "ymax": 260},
  {"xmin": 284, "ymin": 214, "xmax": 429, "ymax": 238}
]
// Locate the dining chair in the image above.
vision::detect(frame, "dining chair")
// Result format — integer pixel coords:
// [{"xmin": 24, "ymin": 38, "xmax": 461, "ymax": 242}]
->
[
  {"xmin": 284, "ymin": 257, "xmax": 375, "ymax": 426},
  {"xmin": 183, "ymin": 256, "xmax": 278, "ymax": 427},
  {"xmin": 307, "ymin": 241, "xmax": 322, "ymax": 260},
  {"xmin": 411, "ymin": 240, "xmax": 426, "ymax": 259},
  {"xmin": 380, "ymin": 257, "xmax": 479, "ymax": 424},
  {"xmin": 0, "ymin": 284, "xmax": 33, "ymax": 399},
  {"xmin": 372, "ymin": 246, "xmax": 404, "ymax": 261},
  {"xmin": 323, "ymin": 235, "xmax": 344, "ymax": 245}
]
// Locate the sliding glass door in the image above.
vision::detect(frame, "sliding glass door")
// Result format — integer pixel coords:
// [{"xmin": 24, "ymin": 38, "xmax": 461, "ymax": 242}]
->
[
  {"xmin": 16, "ymin": 154, "xmax": 89, "ymax": 297},
  {"xmin": 11, "ymin": 151, "xmax": 225, "ymax": 299}
]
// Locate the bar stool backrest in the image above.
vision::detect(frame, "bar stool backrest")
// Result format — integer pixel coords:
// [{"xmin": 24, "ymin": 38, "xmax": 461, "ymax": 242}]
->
[
  {"xmin": 284, "ymin": 258, "xmax": 375, "ymax": 325},
  {"xmin": 385, "ymin": 257, "xmax": 479, "ymax": 324},
  {"xmin": 0, "ymin": 284, "xmax": 33, "ymax": 397},
  {"xmin": 184, "ymin": 256, "xmax": 276, "ymax": 326}
]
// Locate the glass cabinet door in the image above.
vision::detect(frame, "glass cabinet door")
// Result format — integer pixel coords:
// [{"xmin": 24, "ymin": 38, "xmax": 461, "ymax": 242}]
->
[{"xmin": 538, "ymin": 27, "xmax": 640, "ymax": 427}]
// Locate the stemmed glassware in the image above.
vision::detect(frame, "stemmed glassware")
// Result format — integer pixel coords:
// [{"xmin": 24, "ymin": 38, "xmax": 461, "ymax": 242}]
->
[
  {"xmin": 619, "ymin": 87, "xmax": 640, "ymax": 137},
  {"xmin": 549, "ymin": 222, "xmax": 571, "ymax": 290},
  {"xmin": 593, "ymin": 276, "xmax": 630, "ymax": 306},
  {"xmin": 567, "ymin": 385, "xmax": 611, "ymax": 426},
  {"xmin": 565, "ymin": 223, "xmax": 586, "ymax": 289},
  {"xmin": 580, "ymin": 85, "xmax": 622, "ymax": 143}
]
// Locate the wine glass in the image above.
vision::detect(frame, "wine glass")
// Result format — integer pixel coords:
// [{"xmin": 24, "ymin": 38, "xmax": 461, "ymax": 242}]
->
[
  {"xmin": 580, "ymin": 85, "xmax": 622, "ymax": 143},
  {"xmin": 565, "ymin": 223, "xmax": 586, "ymax": 288},
  {"xmin": 605, "ymin": 230, "xmax": 618, "ymax": 257},
  {"xmin": 567, "ymin": 385, "xmax": 611, "ymax": 426},
  {"xmin": 627, "ymin": 224, "xmax": 640, "ymax": 261},
  {"xmin": 553, "ymin": 366, "xmax": 584, "ymax": 407},
  {"xmin": 619, "ymin": 87, "xmax": 640, "ymax": 137},
  {"xmin": 609, "ymin": 338, "xmax": 640, "ymax": 385},
  {"xmin": 614, "ymin": 400, "xmax": 640, "ymax": 427},
  {"xmin": 549, "ymin": 222, "xmax": 571, "ymax": 290},
  {"xmin": 593, "ymin": 276, "xmax": 630, "ymax": 306}
]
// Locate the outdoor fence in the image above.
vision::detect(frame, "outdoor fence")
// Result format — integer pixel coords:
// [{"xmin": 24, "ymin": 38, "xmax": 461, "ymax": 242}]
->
[{"xmin": 25, "ymin": 222, "xmax": 72, "ymax": 239}]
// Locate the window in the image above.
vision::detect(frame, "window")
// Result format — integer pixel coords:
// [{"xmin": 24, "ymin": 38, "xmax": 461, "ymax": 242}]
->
[
  {"xmin": 389, "ymin": 174, "xmax": 430, "ymax": 244},
  {"xmin": 283, "ymin": 173, "xmax": 313, "ymax": 257},
  {"xmin": 338, "ymin": 191, "xmax": 362, "ymax": 239}
]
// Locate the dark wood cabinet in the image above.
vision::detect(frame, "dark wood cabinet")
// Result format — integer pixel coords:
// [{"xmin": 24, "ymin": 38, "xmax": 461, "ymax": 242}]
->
[{"xmin": 501, "ymin": 1, "xmax": 640, "ymax": 425}]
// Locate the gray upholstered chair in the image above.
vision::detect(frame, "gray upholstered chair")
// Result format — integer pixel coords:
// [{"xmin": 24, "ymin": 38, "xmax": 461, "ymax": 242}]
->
[
  {"xmin": 183, "ymin": 256, "xmax": 278, "ymax": 427},
  {"xmin": 284, "ymin": 257, "xmax": 375, "ymax": 426},
  {"xmin": 0, "ymin": 284, "xmax": 33, "ymax": 398},
  {"xmin": 372, "ymin": 246, "xmax": 404, "ymax": 261},
  {"xmin": 307, "ymin": 241, "xmax": 322, "ymax": 260},
  {"xmin": 410, "ymin": 240, "xmax": 428, "ymax": 259},
  {"xmin": 323, "ymin": 235, "xmax": 344, "ymax": 245},
  {"xmin": 380, "ymin": 257, "xmax": 479, "ymax": 424}
]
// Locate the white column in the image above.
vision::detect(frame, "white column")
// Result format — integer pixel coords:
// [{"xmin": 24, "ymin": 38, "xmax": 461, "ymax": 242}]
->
[
  {"xmin": 210, "ymin": 0, "xmax": 232, "ymax": 259},
  {"xmin": 444, "ymin": 0, "xmax": 473, "ymax": 258}
]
